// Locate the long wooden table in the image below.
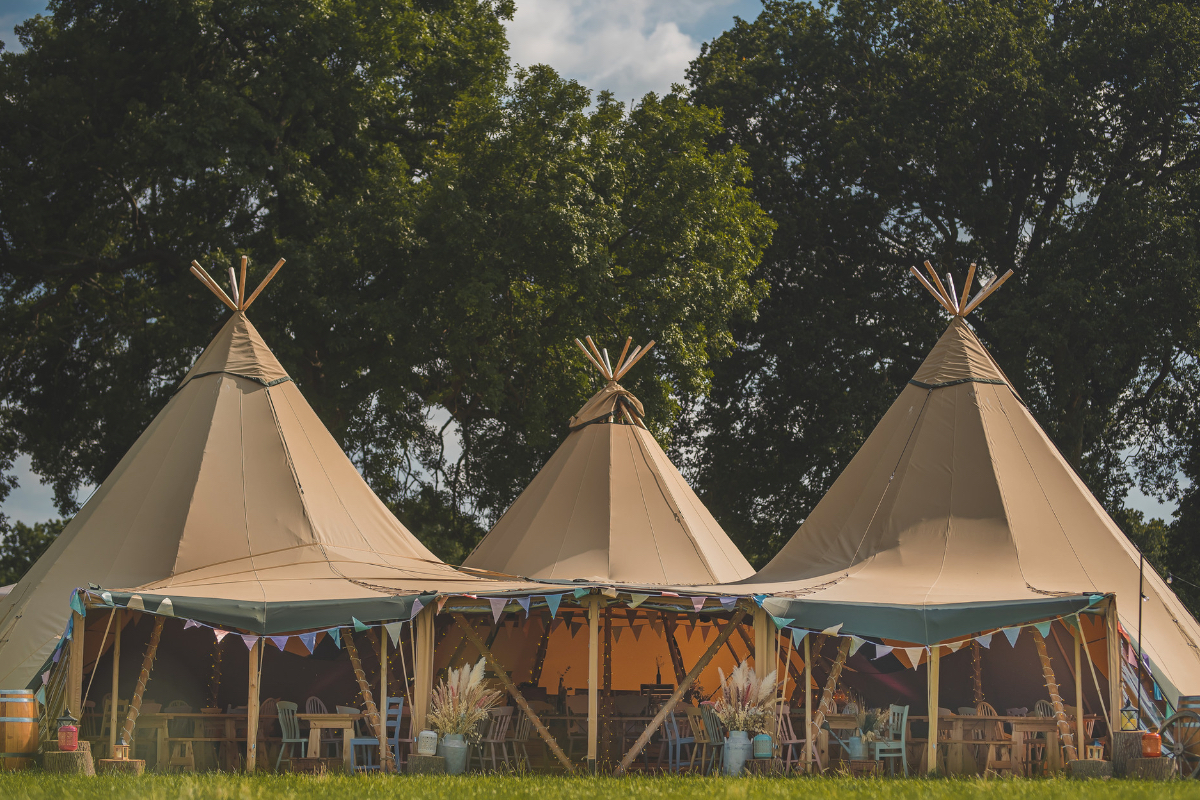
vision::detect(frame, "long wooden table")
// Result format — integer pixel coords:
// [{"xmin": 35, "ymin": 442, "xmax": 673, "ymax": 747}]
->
[{"xmin": 135, "ymin": 712, "xmax": 255, "ymax": 771}]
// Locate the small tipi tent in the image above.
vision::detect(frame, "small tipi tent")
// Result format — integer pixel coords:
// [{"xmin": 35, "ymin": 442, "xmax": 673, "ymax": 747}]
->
[
  {"xmin": 732, "ymin": 265, "xmax": 1200, "ymax": 702},
  {"xmin": 463, "ymin": 336, "xmax": 754, "ymax": 585},
  {"xmin": 0, "ymin": 258, "xmax": 517, "ymax": 687}
]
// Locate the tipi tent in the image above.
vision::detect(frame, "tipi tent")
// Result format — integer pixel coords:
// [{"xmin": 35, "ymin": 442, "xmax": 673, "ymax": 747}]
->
[
  {"xmin": 463, "ymin": 337, "xmax": 754, "ymax": 585},
  {"xmin": 0, "ymin": 259, "xmax": 538, "ymax": 687},
  {"xmin": 728, "ymin": 267, "xmax": 1200, "ymax": 703}
]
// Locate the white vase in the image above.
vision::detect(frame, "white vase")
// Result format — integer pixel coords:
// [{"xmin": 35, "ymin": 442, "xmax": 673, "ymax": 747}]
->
[{"xmin": 724, "ymin": 731, "xmax": 752, "ymax": 775}]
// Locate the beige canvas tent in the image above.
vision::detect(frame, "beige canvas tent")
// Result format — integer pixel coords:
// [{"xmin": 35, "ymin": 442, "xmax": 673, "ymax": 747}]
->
[
  {"xmin": 0, "ymin": 262, "xmax": 544, "ymax": 690},
  {"xmin": 726, "ymin": 272, "xmax": 1200, "ymax": 705},
  {"xmin": 462, "ymin": 337, "xmax": 754, "ymax": 586}
]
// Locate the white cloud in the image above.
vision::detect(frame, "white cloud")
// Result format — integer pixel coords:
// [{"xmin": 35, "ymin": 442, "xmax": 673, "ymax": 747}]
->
[{"xmin": 505, "ymin": 0, "xmax": 739, "ymax": 101}]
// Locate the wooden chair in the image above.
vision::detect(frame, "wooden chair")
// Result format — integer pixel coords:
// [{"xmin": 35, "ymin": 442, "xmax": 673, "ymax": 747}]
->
[
  {"xmin": 274, "ymin": 702, "xmax": 308, "ymax": 772},
  {"xmin": 305, "ymin": 696, "xmax": 342, "ymax": 758},
  {"xmin": 564, "ymin": 695, "xmax": 589, "ymax": 761},
  {"xmin": 509, "ymin": 710, "xmax": 534, "ymax": 769},
  {"xmin": 657, "ymin": 710, "xmax": 695, "ymax": 773},
  {"xmin": 873, "ymin": 704, "xmax": 908, "ymax": 776},
  {"xmin": 699, "ymin": 704, "xmax": 726, "ymax": 775},
  {"xmin": 775, "ymin": 703, "xmax": 816, "ymax": 774},
  {"xmin": 683, "ymin": 705, "xmax": 708, "ymax": 773},
  {"xmin": 471, "ymin": 706, "xmax": 514, "ymax": 772},
  {"xmin": 350, "ymin": 697, "xmax": 404, "ymax": 772},
  {"xmin": 975, "ymin": 702, "xmax": 1015, "ymax": 777}
]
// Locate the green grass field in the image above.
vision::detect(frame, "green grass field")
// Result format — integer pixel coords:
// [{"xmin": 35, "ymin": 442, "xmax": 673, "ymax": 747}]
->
[{"xmin": 2, "ymin": 774, "xmax": 1200, "ymax": 800}]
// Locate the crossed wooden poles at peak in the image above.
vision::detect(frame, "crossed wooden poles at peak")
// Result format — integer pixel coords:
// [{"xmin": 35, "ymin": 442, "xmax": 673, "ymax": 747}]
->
[
  {"xmin": 910, "ymin": 261, "xmax": 1014, "ymax": 317},
  {"xmin": 190, "ymin": 255, "xmax": 286, "ymax": 312}
]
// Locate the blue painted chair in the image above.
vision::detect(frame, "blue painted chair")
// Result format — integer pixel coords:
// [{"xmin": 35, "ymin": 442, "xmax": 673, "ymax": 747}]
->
[
  {"xmin": 350, "ymin": 697, "xmax": 403, "ymax": 772},
  {"xmin": 699, "ymin": 704, "xmax": 726, "ymax": 775},
  {"xmin": 273, "ymin": 701, "xmax": 308, "ymax": 772},
  {"xmin": 657, "ymin": 710, "xmax": 695, "ymax": 773}
]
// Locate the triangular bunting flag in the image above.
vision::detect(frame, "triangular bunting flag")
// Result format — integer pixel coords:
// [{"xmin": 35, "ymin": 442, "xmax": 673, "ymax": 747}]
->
[
  {"xmin": 625, "ymin": 609, "xmax": 638, "ymax": 626},
  {"xmin": 946, "ymin": 641, "xmax": 964, "ymax": 653},
  {"xmin": 631, "ymin": 625, "xmax": 644, "ymax": 641},
  {"xmin": 770, "ymin": 616, "xmax": 795, "ymax": 630},
  {"xmin": 213, "ymin": 629, "xmax": 230, "ymax": 643},
  {"xmin": 792, "ymin": 629, "xmax": 808, "ymax": 648},
  {"xmin": 241, "ymin": 634, "xmax": 259, "ymax": 650},
  {"xmin": 684, "ymin": 624, "xmax": 694, "ymax": 642},
  {"xmin": 434, "ymin": 596, "xmax": 447, "ymax": 614},
  {"xmin": 384, "ymin": 621, "xmax": 404, "ymax": 647},
  {"xmin": 661, "ymin": 591, "xmax": 680, "ymax": 598},
  {"xmin": 601, "ymin": 587, "xmax": 618, "ymax": 598},
  {"xmin": 352, "ymin": 617, "xmax": 369, "ymax": 632},
  {"xmin": 183, "ymin": 619, "xmax": 201, "ymax": 630},
  {"xmin": 573, "ymin": 587, "xmax": 591, "ymax": 599},
  {"xmin": 629, "ymin": 594, "xmax": 651, "ymax": 608},
  {"xmin": 719, "ymin": 597, "xmax": 737, "ymax": 610},
  {"xmin": 613, "ymin": 627, "xmax": 623, "ymax": 644},
  {"xmin": 126, "ymin": 594, "xmax": 145, "ymax": 612},
  {"xmin": 517, "ymin": 597, "xmax": 531, "ymax": 617},
  {"xmin": 752, "ymin": 594, "xmax": 766, "ymax": 606},
  {"xmin": 269, "ymin": 636, "xmax": 288, "ymax": 651},
  {"xmin": 820, "ymin": 623, "xmax": 843, "ymax": 636},
  {"xmin": 1003, "ymin": 627, "xmax": 1021, "ymax": 648},
  {"xmin": 701, "ymin": 625, "xmax": 712, "ymax": 642},
  {"xmin": 69, "ymin": 592, "xmax": 86, "ymax": 617},
  {"xmin": 1034, "ymin": 620, "xmax": 1052, "ymax": 638},
  {"xmin": 545, "ymin": 595, "xmax": 564, "ymax": 617},
  {"xmin": 691, "ymin": 597, "xmax": 707, "ymax": 612},
  {"xmin": 1155, "ymin": 682, "xmax": 1163, "ymax": 701},
  {"xmin": 299, "ymin": 632, "xmax": 317, "ymax": 654},
  {"xmin": 35, "ymin": 687, "xmax": 45, "ymax": 704},
  {"xmin": 489, "ymin": 598, "xmax": 507, "ymax": 623},
  {"xmin": 976, "ymin": 633, "xmax": 993, "ymax": 649},
  {"xmin": 100, "ymin": 591, "xmax": 113, "ymax": 606},
  {"xmin": 329, "ymin": 628, "xmax": 341, "ymax": 649},
  {"xmin": 874, "ymin": 645, "xmax": 893, "ymax": 660},
  {"xmin": 848, "ymin": 637, "xmax": 865, "ymax": 657},
  {"xmin": 157, "ymin": 598, "xmax": 175, "ymax": 616},
  {"xmin": 570, "ymin": 621, "xmax": 582, "ymax": 637},
  {"xmin": 410, "ymin": 598, "xmax": 425, "ymax": 620},
  {"xmin": 550, "ymin": 618, "xmax": 563, "ymax": 634},
  {"xmin": 41, "ymin": 670, "xmax": 49, "ymax": 685},
  {"xmin": 904, "ymin": 647, "xmax": 924, "ymax": 669}
]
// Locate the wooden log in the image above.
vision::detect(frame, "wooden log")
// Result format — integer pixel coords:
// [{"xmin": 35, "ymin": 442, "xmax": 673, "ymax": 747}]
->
[
  {"xmin": 109, "ymin": 610, "xmax": 122, "ymax": 752},
  {"xmin": 1105, "ymin": 599, "xmax": 1122, "ymax": 742},
  {"xmin": 1112, "ymin": 730, "xmax": 1142, "ymax": 777},
  {"xmin": 44, "ymin": 740, "xmax": 95, "ymax": 776},
  {"xmin": 451, "ymin": 612, "xmax": 573, "ymax": 772},
  {"xmin": 119, "ymin": 617, "xmax": 165, "ymax": 744},
  {"xmin": 343, "ymin": 629, "xmax": 395, "ymax": 771},
  {"xmin": 1129, "ymin": 757, "xmax": 1173, "ymax": 780},
  {"xmin": 614, "ymin": 607, "xmax": 750, "ymax": 775},
  {"xmin": 972, "ymin": 641, "xmax": 984, "ymax": 704},
  {"xmin": 407, "ymin": 753, "xmax": 445, "ymax": 774},
  {"xmin": 242, "ymin": 258, "xmax": 286, "ymax": 310},
  {"xmin": 97, "ymin": 758, "xmax": 145, "ymax": 775},
  {"xmin": 664, "ymin": 616, "xmax": 687, "ymax": 684},
  {"xmin": 68, "ymin": 610, "xmax": 85, "ymax": 717},
  {"xmin": 1067, "ymin": 758, "xmax": 1113, "ymax": 779},
  {"xmin": 1032, "ymin": 629, "xmax": 1078, "ymax": 762},
  {"xmin": 811, "ymin": 638, "xmax": 852, "ymax": 740}
]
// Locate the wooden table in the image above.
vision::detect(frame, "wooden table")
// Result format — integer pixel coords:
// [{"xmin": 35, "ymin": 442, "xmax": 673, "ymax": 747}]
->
[
  {"xmin": 137, "ymin": 713, "xmax": 250, "ymax": 771},
  {"xmin": 911, "ymin": 715, "xmax": 1066, "ymax": 776},
  {"xmin": 297, "ymin": 712, "xmax": 360, "ymax": 774}
]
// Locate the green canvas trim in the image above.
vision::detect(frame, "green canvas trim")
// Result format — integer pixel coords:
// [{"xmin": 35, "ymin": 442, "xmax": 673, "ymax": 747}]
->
[{"xmin": 908, "ymin": 377, "xmax": 1008, "ymax": 390}]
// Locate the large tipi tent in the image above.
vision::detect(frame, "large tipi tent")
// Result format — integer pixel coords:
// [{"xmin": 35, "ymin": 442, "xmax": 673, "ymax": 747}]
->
[
  {"xmin": 0, "ymin": 259, "xmax": 538, "ymax": 688},
  {"xmin": 729, "ymin": 267, "xmax": 1200, "ymax": 703},
  {"xmin": 463, "ymin": 337, "xmax": 754, "ymax": 585}
]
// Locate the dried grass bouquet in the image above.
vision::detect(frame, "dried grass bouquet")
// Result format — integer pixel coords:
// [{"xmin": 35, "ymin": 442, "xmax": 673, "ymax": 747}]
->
[
  {"xmin": 713, "ymin": 659, "xmax": 780, "ymax": 734},
  {"xmin": 428, "ymin": 658, "xmax": 503, "ymax": 743}
]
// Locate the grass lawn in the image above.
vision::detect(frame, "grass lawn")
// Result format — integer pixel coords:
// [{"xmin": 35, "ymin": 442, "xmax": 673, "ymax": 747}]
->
[{"xmin": 2, "ymin": 774, "xmax": 1200, "ymax": 799}]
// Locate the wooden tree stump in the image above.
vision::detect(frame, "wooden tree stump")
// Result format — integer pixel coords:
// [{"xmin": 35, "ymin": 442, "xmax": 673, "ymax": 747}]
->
[
  {"xmin": 1129, "ymin": 757, "xmax": 1173, "ymax": 780},
  {"xmin": 97, "ymin": 758, "xmax": 145, "ymax": 775},
  {"xmin": 1067, "ymin": 759, "xmax": 1112, "ymax": 779},
  {"xmin": 44, "ymin": 741, "xmax": 95, "ymax": 776},
  {"xmin": 408, "ymin": 754, "xmax": 446, "ymax": 774},
  {"xmin": 1112, "ymin": 731, "xmax": 1143, "ymax": 777}
]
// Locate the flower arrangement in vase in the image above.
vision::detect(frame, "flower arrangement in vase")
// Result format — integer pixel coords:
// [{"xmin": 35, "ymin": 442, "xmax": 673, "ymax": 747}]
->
[
  {"xmin": 428, "ymin": 658, "xmax": 502, "ymax": 774},
  {"xmin": 713, "ymin": 659, "xmax": 780, "ymax": 775}
]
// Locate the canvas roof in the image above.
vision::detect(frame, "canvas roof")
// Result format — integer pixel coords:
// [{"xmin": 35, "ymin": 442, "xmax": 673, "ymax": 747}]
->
[
  {"xmin": 721, "ymin": 317, "xmax": 1200, "ymax": 701},
  {"xmin": 0, "ymin": 311, "xmax": 548, "ymax": 687},
  {"xmin": 463, "ymin": 380, "xmax": 754, "ymax": 586}
]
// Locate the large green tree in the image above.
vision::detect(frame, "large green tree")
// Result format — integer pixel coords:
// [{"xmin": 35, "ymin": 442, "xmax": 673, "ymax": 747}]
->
[
  {"xmin": 0, "ymin": 1, "xmax": 771, "ymax": 562},
  {"xmin": 685, "ymin": 0, "xmax": 1200, "ymax": 567}
]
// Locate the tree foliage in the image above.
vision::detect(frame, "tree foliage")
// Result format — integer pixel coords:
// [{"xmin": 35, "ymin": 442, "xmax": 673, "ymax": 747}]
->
[
  {"xmin": 685, "ymin": 0, "xmax": 1200, "ymax": 567},
  {"xmin": 0, "ymin": 0, "xmax": 771, "ymax": 563}
]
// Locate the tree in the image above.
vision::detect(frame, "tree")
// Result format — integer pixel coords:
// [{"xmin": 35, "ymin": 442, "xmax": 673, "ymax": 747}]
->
[
  {"xmin": 684, "ymin": 0, "xmax": 1200, "ymax": 568},
  {"xmin": 0, "ymin": 2, "xmax": 771, "ymax": 562},
  {"xmin": 0, "ymin": 519, "xmax": 65, "ymax": 586}
]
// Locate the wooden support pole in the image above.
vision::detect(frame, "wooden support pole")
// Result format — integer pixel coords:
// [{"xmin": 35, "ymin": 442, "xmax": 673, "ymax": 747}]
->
[
  {"xmin": 109, "ymin": 610, "xmax": 122, "ymax": 753},
  {"xmin": 1105, "ymin": 598, "xmax": 1122, "ymax": 736},
  {"xmin": 664, "ymin": 617, "xmax": 687, "ymax": 684},
  {"xmin": 804, "ymin": 634, "xmax": 813, "ymax": 772},
  {"xmin": 614, "ymin": 608, "xmax": 749, "ymax": 775},
  {"xmin": 119, "ymin": 617, "xmax": 165, "ymax": 745},
  {"xmin": 586, "ymin": 596, "xmax": 600, "ymax": 771},
  {"xmin": 1075, "ymin": 625, "xmax": 1086, "ymax": 750},
  {"xmin": 1033, "ymin": 628, "xmax": 1078, "ymax": 761},
  {"xmin": 242, "ymin": 258, "xmax": 286, "ymax": 310},
  {"xmin": 926, "ymin": 647, "xmax": 940, "ymax": 774},
  {"xmin": 529, "ymin": 616, "xmax": 553, "ymax": 686},
  {"xmin": 451, "ymin": 613, "xmax": 574, "ymax": 772},
  {"xmin": 379, "ymin": 627, "xmax": 389, "ymax": 772},
  {"xmin": 753, "ymin": 607, "xmax": 771, "ymax": 682},
  {"xmin": 811, "ymin": 637, "xmax": 851, "ymax": 736},
  {"xmin": 246, "ymin": 640, "xmax": 260, "ymax": 773},
  {"xmin": 363, "ymin": 627, "xmax": 396, "ymax": 692},
  {"xmin": 68, "ymin": 610, "xmax": 85, "ymax": 717},
  {"xmin": 412, "ymin": 606, "xmax": 435, "ymax": 735},
  {"xmin": 344, "ymin": 629, "xmax": 394, "ymax": 771},
  {"xmin": 972, "ymin": 641, "xmax": 985, "ymax": 703}
]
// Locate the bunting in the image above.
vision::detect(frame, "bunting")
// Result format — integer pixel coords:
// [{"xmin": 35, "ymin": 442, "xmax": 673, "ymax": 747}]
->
[
  {"xmin": 1002, "ymin": 627, "xmax": 1021, "ymax": 648},
  {"xmin": 631, "ymin": 625, "xmax": 644, "ymax": 642},
  {"xmin": 946, "ymin": 641, "xmax": 964, "ymax": 653},
  {"xmin": 874, "ymin": 644, "xmax": 894, "ymax": 660},
  {"xmin": 719, "ymin": 597, "xmax": 737, "ymax": 610},
  {"xmin": 848, "ymin": 637, "xmax": 866, "ymax": 657},
  {"xmin": 628, "ymin": 594, "xmax": 650, "ymax": 609},
  {"xmin": 269, "ymin": 636, "xmax": 288, "ymax": 651},
  {"xmin": 241, "ymin": 634, "xmax": 259, "ymax": 650},
  {"xmin": 184, "ymin": 620, "xmax": 201, "ymax": 630},
  {"xmin": 126, "ymin": 594, "xmax": 145, "ymax": 612},
  {"xmin": 213, "ymin": 629, "xmax": 230, "ymax": 643},
  {"xmin": 157, "ymin": 598, "xmax": 175, "ymax": 617},
  {"xmin": 410, "ymin": 598, "xmax": 425, "ymax": 620},
  {"xmin": 821, "ymin": 623, "xmax": 843, "ymax": 636},
  {"xmin": 613, "ymin": 627, "xmax": 623, "ymax": 644},
  {"xmin": 299, "ymin": 632, "xmax": 317, "ymax": 654},
  {"xmin": 770, "ymin": 615, "xmax": 795, "ymax": 630},
  {"xmin": 792, "ymin": 629, "xmax": 808, "ymax": 648},
  {"xmin": 517, "ymin": 597, "xmax": 531, "ymax": 617},
  {"xmin": 384, "ymin": 621, "xmax": 404, "ymax": 647},
  {"xmin": 976, "ymin": 634, "xmax": 993, "ymax": 649},
  {"xmin": 437, "ymin": 596, "xmax": 449, "ymax": 614},
  {"xmin": 352, "ymin": 617, "xmax": 369, "ymax": 632},
  {"xmin": 545, "ymin": 595, "xmax": 564, "ymax": 617},
  {"xmin": 691, "ymin": 597, "xmax": 707, "ymax": 612},
  {"xmin": 329, "ymin": 628, "xmax": 341, "ymax": 649},
  {"xmin": 489, "ymin": 598, "xmax": 508, "ymax": 623},
  {"xmin": 903, "ymin": 647, "xmax": 925, "ymax": 669},
  {"xmin": 1034, "ymin": 620, "xmax": 1052, "ymax": 638},
  {"xmin": 573, "ymin": 588, "xmax": 590, "ymax": 599},
  {"xmin": 69, "ymin": 592, "xmax": 86, "ymax": 617}
]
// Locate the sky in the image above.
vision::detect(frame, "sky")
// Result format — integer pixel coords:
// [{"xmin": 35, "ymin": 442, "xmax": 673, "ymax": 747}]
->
[{"xmin": 0, "ymin": 0, "xmax": 1184, "ymax": 525}]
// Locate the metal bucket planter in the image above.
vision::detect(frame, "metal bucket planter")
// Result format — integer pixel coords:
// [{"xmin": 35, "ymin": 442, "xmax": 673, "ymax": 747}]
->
[
  {"xmin": 437, "ymin": 734, "xmax": 469, "ymax": 774},
  {"xmin": 724, "ymin": 731, "xmax": 752, "ymax": 775}
]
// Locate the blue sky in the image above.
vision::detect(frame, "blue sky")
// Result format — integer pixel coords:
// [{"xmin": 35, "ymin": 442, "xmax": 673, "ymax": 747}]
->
[{"xmin": 0, "ymin": 0, "xmax": 1182, "ymax": 524}]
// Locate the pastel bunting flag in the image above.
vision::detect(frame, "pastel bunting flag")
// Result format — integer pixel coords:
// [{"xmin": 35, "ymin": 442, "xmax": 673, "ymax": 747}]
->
[
  {"xmin": 69, "ymin": 592, "xmax": 86, "ymax": 617},
  {"xmin": 904, "ymin": 647, "xmax": 925, "ymax": 669},
  {"xmin": 41, "ymin": 670, "xmax": 49, "ymax": 685},
  {"xmin": 517, "ymin": 597, "xmax": 531, "ymax": 617},
  {"xmin": 437, "ymin": 596, "xmax": 449, "ymax": 614},
  {"xmin": 384, "ymin": 621, "xmax": 404, "ymax": 647},
  {"xmin": 100, "ymin": 591, "xmax": 113, "ymax": 606},
  {"xmin": 299, "ymin": 632, "xmax": 317, "ymax": 654},
  {"xmin": 213, "ymin": 629, "xmax": 230, "ymax": 643},
  {"xmin": 976, "ymin": 633, "xmax": 993, "ymax": 649},
  {"xmin": 52, "ymin": 647, "xmax": 62, "ymax": 663},
  {"xmin": 352, "ymin": 617, "xmax": 369, "ymax": 632},
  {"xmin": 690, "ymin": 597, "xmax": 707, "ymax": 612},
  {"xmin": 752, "ymin": 594, "xmax": 766, "ymax": 606},
  {"xmin": 848, "ymin": 637, "xmax": 866, "ymax": 657},
  {"xmin": 573, "ymin": 588, "xmax": 591, "ymax": 599},
  {"xmin": 489, "ymin": 597, "xmax": 507, "ymax": 623},
  {"xmin": 719, "ymin": 597, "xmax": 737, "ymax": 610},
  {"xmin": 545, "ymin": 595, "xmax": 564, "ymax": 617},
  {"xmin": 35, "ymin": 687, "xmax": 46, "ymax": 704},
  {"xmin": 157, "ymin": 598, "xmax": 175, "ymax": 617},
  {"xmin": 329, "ymin": 628, "xmax": 341, "ymax": 649},
  {"xmin": 601, "ymin": 587, "xmax": 618, "ymax": 599},
  {"xmin": 241, "ymin": 634, "xmax": 259, "ymax": 650},
  {"xmin": 770, "ymin": 615, "xmax": 794, "ymax": 630},
  {"xmin": 269, "ymin": 636, "xmax": 288, "ymax": 651},
  {"xmin": 820, "ymin": 623, "xmax": 843, "ymax": 636},
  {"xmin": 628, "ymin": 594, "xmax": 650, "ymax": 609},
  {"xmin": 946, "ymin": 641, "xmax": 964, "ymax": 653},
  {"xmin": 874, "ymin": 644, "xmax": 893, "ymax": 660},
  {"xmin": 1155, "ymin": 682, "xmax": 1163, "ymax": 701},
  {"xmin": 410, "ymin": 598, "xmax": 425, "ymax": 620},
  {"xmin": 184, "ymin": 619, "xmax": 201, "ymax": 630},
  {"xmin": 1003, "ymin": 627, "xmax": 1020, "ymax": 648},
  {"xmin": 1034, "ymin": 620, "xmax": 1052, "ymax": 638},
  {"xmin": 792, "ymin": 629, "xmax": 808, "ymax": 648}
]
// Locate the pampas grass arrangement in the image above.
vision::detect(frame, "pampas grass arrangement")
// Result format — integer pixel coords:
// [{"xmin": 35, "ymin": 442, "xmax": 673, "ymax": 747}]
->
[
  {"xmin": 428, "ymin": 658, "xmax": 503, "ymax": 743},
  {"xmin": 713, "ymin": 659, "xmax": 779, "ymax": 734}
]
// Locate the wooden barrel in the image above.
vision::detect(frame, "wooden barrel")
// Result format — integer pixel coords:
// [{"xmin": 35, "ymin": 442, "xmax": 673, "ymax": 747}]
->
[{"xmin": 0, "ymin": 689, "xmax": 38, "ymax": 770}]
